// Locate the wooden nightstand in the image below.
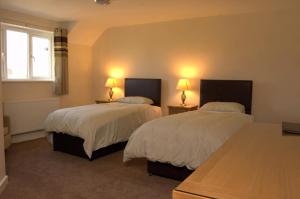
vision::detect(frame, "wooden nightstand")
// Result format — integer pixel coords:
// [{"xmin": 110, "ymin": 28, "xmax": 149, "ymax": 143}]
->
[
  {"xmin": 167, "ymin": 105, "xmax": 198, "ymax": 115},
  {"xmin": 95, "ymin": 100, "xmax": 111, "ymax": 104}
]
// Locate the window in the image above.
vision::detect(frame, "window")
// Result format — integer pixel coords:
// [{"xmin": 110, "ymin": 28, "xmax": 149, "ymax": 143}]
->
[{"xmin": 1, "ymin": 23, "xmax": 54, "ymax": 81}]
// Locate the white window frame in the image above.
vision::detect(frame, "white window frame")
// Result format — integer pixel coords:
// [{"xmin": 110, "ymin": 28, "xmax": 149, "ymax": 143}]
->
[{"xmin": 0, "ymin": 23, "xmax": 54, "ymax": 82}]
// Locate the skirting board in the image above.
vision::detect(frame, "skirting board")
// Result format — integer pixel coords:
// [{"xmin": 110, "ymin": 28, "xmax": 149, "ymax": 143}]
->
[
  {"xmin": 12, "ymin": 130, "xmax": 47, "ymax": 143},
  {"xmin": 0, "ymin": 175, "xmax": 8, "ymax": 194}
]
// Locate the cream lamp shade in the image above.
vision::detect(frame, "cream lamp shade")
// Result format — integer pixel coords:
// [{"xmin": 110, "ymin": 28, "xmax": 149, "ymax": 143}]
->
[
  {"xmin": 105, "ymin": 78, "xmax": 117, "ymax": 88},
  {"xmin": 176, "ymin": 79, "xmax": 190, "ymax": 91}
]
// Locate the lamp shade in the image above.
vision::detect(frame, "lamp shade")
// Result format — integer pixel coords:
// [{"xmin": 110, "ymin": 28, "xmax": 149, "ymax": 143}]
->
[
  {"xmin": 176, "ymin": 79, "xmax": 190, "ymax": 91},
  {"xmin": 105, "ymin": 78, "xmax": 117, "ymax": 88}
]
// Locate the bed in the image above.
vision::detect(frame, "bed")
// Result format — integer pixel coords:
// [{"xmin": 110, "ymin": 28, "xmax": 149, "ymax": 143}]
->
[
  {"xmin": 123, "ymin": 79, "xmax": 253, "ymax": 180},
  {"xmin": 45, "ymin": 78, "xmax": 162, "ymax": 160}
]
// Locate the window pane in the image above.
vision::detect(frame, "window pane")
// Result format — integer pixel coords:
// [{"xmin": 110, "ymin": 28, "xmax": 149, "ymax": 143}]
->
[
  {"xmin": 6, "ymin": 30, "xmax": 29, "ymax": 79},
  {"xmin": 32, "ymin": 36, "xmax": 51, "ymax": 78}
]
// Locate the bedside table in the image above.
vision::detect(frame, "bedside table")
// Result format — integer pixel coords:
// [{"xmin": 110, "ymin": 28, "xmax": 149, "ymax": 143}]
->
[
  {"xmin": 167, "ymin": 105, "xmax": 198, "ymax": 115},
  {"xmin": 95, "ymin": 100, "xmax": 111, "ymax": 104}
]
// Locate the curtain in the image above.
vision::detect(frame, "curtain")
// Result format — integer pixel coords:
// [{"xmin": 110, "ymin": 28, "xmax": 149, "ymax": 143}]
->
[{"xmin": 54, "ymin": 28, "xmax": 69, "ymax": 95}]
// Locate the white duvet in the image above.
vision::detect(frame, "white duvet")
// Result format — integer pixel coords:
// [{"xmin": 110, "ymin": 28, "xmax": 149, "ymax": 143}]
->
[
  {"xmin": 45, "ymin": 102, "xmax": 161, "ymax": 158},
  {"xmin": 123, "ymin": 110, "xmax": 253, "ymax": 170}
]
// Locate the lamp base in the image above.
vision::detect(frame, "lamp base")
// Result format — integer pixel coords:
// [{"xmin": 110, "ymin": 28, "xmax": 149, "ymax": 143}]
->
[
  {"xmin": 108, "ymin": 88, "xmax": 114, "ymax": 102},
  {"xmin": 181, "ymin": 90, "xmax": 186, "ymax": 106}
]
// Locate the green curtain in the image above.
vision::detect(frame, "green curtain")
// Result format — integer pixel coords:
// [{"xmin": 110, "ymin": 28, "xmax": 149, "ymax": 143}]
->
[{"xmin": 54, "ymin": 28, "xmax": 69, "ymax": 95}]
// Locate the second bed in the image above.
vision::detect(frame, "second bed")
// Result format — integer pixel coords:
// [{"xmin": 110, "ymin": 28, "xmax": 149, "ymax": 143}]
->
[{"xmin": 124, "ymin": 79, "xmax": 254, "ymax": 180}]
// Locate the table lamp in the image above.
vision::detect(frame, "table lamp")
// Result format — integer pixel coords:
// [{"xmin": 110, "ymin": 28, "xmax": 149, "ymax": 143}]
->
[
  {"xmin": 105, "ymin": 78, "xmax": 117, "ymax": 102},
  {"xmin": 176, "ymin": 79, "xmax": 190, "ymax": 106}
]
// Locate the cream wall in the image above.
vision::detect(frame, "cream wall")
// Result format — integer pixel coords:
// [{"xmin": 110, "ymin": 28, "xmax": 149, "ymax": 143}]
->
[
  {"xmin": 0, "ymin": 9, "xmax": 93, "ymax": 107},
  {"xmin": 92, "ymin": 9, "xmax": 300, "ymax": 123},
  {"xmin": 60, "ymin": 43, "xmax": 93, "ymax": 107}
]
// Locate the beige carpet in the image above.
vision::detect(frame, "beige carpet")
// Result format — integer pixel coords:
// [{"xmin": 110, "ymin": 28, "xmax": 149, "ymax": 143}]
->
[{"xmin": 1, "ymin": 138, "xmax": 179, "ymax": 199}]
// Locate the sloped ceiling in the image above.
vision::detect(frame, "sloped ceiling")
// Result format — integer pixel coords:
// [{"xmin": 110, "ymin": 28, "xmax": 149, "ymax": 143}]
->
[{"xmin": 0, "ymin": 0, "xmax": 298, "ymax": 46}]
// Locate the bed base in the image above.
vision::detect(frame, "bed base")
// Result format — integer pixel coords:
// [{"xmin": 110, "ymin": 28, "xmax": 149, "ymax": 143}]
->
[
  {"xmin": 53, "ymin": 132, "xmax": 127, "ymax": 161},
  {"xmin": 147, "ymin": 161, "xmax": 194, "ymax": 181}
]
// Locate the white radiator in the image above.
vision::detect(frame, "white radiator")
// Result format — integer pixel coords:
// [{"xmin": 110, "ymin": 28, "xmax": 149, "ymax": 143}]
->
[{"xmin": 4, "ymin": 98, "xmax": 60, "ymax": 135}]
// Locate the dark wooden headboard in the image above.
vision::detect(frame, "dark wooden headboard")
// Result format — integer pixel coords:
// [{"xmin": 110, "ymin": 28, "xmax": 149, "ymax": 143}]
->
[
  {"xmin": 200, "ymin": 79, "xmax": 253, "ymax": 114},
  {"xmin": 125, "ymin": 78, "xmax": 162, "ymax": 106}
]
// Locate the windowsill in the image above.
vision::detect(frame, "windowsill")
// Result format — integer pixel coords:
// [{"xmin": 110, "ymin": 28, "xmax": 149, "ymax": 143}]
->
[{"xmin": 2, "ymin": 79, "xmax": 55, "ymax": 83}]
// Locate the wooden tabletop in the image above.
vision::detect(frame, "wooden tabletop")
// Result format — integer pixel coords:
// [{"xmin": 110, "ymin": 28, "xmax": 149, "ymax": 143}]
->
[
  {"xmin": 167, "ymin": 105, "xmax": 198, "ymax": 109},
  {"xmin": 173, "ymin": 123, "xmax": 300, "ymax": 199}
]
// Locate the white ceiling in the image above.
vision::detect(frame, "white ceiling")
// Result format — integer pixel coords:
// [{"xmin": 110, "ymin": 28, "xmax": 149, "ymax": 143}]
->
[{"xmin": 0, "ymin": 0, "xmax": 298, "ymax": 46}]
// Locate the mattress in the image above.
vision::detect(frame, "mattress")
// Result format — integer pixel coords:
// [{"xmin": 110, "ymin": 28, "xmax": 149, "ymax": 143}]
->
[
  {"xmin": 45, "ymin": 102, "xmax": 161, "ymax": 158},
  {"xmin": 123, "ymin": 110, "xmax": 253, "ymax": 170}
]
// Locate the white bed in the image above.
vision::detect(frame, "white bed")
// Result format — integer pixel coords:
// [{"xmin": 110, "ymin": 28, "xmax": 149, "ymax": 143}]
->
[
  {"xmin": 45, "ymin": 102, "xmax": 161, "ymax": 158},
  {"xmin": 123, "ymin": 109, "xmax": 253, "ymax": 170}
]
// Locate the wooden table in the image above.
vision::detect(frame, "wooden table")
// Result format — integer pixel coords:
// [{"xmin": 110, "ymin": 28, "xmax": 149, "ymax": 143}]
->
[
  {"xmin": 168, "ymin": 105, "xmax": 198, "ymax": 115},
  {"xmin": 95, "ymin": 100, "xmax": 111, "ymax": 104},
  {"xmin": 173, "ymin": 123, "xmax": 300, "ymax": 199}
]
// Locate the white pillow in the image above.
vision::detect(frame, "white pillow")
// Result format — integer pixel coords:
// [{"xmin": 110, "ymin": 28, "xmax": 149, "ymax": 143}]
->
[
  {"xmin": 200, "ymin": 102, "xmax": 245, "ymax": 113},
  {"xmin": 117, "ymin": 96, "xmax": 154, "ymax": 105}
]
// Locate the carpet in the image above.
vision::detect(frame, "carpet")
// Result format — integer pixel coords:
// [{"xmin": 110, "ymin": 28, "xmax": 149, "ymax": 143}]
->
[{"xmin": 1, "ymin": 138, "xmax": 179, "ymax": 199}]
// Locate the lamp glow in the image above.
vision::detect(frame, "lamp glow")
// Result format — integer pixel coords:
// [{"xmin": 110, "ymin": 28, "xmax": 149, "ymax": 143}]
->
[
  {"xmin": 105, "ymin": 78, "xmax": 117, "ymax": 101},
  {"xmin": 176, "ymin": 79, "xmax": 190, "ymax": 106},
  {"xmin": 110, "ymin": 68, "xmax": 124, "ymax": 78}
]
